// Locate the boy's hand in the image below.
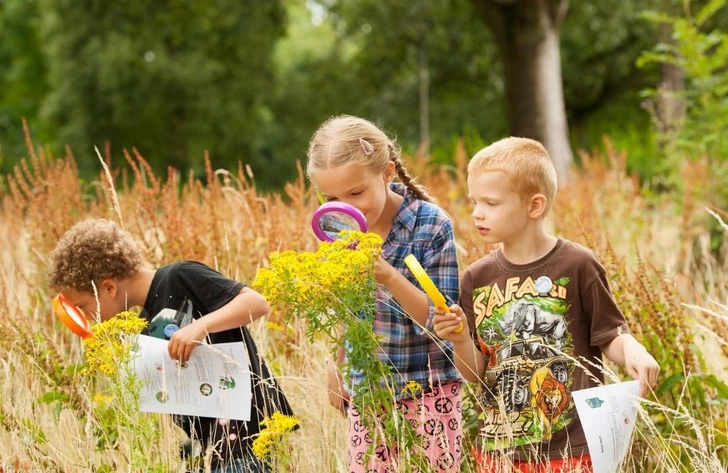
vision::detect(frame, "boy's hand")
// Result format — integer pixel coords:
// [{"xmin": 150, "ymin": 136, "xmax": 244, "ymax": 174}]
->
[
  {"xmin": 167, "ymin": 320, "xmax": 208, "ymax": 365},
  {"xmin": 433, "ymin": 304, "xmax": 468, "ymax": 342},
  {"xmin": 624, "ymin": 341, "xmax": 660, "ymax": 397}
]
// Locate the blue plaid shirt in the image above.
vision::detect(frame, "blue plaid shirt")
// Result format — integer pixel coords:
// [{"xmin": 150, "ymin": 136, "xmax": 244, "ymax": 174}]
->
[{"xmin": 348, "ymin": 183, "xmax": 461, "ymax": 399}]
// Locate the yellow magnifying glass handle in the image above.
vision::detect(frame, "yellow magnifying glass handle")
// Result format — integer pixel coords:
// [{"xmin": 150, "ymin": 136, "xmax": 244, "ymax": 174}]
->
[{"xmin": 404, "ymin": 254, "xmax": 463, "ymax": 333}]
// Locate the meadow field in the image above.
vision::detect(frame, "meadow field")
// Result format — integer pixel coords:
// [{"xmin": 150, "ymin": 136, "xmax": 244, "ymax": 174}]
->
[{"xmin": 0, "ymin": 139, "xmax": 726, "ymax": 472}]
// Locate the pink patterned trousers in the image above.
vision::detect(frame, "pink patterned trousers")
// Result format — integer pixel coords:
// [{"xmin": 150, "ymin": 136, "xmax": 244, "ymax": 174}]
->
[{"xmin": 347, "ymin": 381, "xmax": 462, "ymax": 473}]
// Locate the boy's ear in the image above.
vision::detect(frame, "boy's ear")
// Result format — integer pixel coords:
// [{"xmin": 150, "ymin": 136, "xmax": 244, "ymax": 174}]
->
[
  {"xmin": 528, "ymin": 194, "xmax": 548, "ymax": 218},
  {"xmin": 100, "ymin": 279, "xmax": 118, "ymax": 298}
]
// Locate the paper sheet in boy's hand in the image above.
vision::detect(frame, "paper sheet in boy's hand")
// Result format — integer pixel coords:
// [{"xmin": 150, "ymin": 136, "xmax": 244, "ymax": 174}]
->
[
  {"xmin": 131, "ymin": 334, "xmax": 252, "ymax": 421},
  {"xmin": 572, "ymin": 380, "xmax": 641, "ymax": 473}
]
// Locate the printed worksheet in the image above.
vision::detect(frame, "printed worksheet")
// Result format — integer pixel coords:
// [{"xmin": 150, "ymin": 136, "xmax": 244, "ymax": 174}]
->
[
  {"xmin": 131, "ymin": 335, "xmax": 252, "ymax": 421},
  {"xmin": 572, "ymin": 380, "xmax": 641, "ymax": 473}
]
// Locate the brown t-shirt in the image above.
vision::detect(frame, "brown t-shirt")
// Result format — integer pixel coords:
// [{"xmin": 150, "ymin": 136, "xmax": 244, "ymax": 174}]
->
[{"xmin": 460, "ymin": 239, "xmax": 629, "ymax": 461}]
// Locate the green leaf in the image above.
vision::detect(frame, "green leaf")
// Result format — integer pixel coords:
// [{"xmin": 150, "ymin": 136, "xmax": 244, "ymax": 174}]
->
[
  {"xmin": 36, "ymin": 391, "xmax": 69, "ymax": 404},
  {"xmin": 64, "ymin": 362, "xmax": 88, "ymax": 376},
  {"xmin": 688, "ymin": 375, "xmax": 708, "ymax": 409},
  {"xmin": 20, "ymin": 418, "xmax": 47, "ymax": 444},
  {"xmin": 656, "ymin": 372, "xmax": 684, "ymax": 395},
  {"xmin": 704, "ymin": 374, "xmax": 728, "ymax": 401}
]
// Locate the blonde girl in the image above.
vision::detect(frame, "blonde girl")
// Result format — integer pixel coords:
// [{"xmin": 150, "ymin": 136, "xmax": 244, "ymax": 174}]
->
[{"xmin": 307, "ymin": 115, "xmax": 463, "ymax": 473}]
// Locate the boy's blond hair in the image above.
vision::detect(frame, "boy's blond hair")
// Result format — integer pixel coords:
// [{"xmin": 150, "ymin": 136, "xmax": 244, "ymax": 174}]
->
[
  {"xmin": 48, "ymin": 218, "xmax": 144, "ymax": 292},
  {"xmin": 468, "ymin": 137, "xmax": 558, "ymax": 215}
]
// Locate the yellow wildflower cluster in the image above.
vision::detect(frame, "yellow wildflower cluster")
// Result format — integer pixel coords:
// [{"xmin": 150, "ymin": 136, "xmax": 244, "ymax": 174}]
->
[
  {"xmin": 253, "ymin": 231, "xmax": 383, "ymax": 321},
  {"xmin": 82, "ymin": 311, "xmax": 148, "ymax": 376},
  {"xmin": 251, "ymin": 412, "xmax": 300, "ymax": 459},
  {"xmin": 402, "ymin": 380, "xmax": 423, "ymax": 397}
]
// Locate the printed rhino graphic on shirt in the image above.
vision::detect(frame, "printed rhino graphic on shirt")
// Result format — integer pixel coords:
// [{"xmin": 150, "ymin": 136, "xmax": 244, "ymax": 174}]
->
[
  {"xmin": 147, "ymin": 299, "xmax": 195, "ymax": 340},
  {"xmin": 474, "ymin": 276, "xmax": 575, "ymax": 448},
  {"xmin": 499, "ymin": 299, "xmax": 568, "ymax": 349}
]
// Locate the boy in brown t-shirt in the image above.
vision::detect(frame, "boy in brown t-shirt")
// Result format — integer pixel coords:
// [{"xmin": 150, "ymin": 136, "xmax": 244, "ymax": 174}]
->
[{"xmin": 433, "ymin": 137, "xmax": 660, "ymax": 472}]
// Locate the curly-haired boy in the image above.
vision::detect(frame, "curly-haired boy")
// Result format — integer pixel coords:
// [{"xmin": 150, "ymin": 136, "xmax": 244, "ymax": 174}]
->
[{"xmin": 48, "ymin": 218, "xmax": 294, "ymax": 472}]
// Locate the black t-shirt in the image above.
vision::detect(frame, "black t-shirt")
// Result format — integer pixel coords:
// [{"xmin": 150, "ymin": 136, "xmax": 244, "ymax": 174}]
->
[{"xmin": 141, "ymin": 261, "xmax": 295, "ymax": 464}]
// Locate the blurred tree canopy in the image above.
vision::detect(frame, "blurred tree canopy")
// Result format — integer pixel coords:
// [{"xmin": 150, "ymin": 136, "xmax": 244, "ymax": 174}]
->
[
  {"xmin": 0, "ymin": 0, "xmax": 50, "ymax": 162},
  {"xmin": 0, "ymin": 0, "xmax": 723, "ymax": 189},
  {"xmin": 1, "ymin": 0, "xmax": 286, "ymax": 180},
  {"xmin": 265, "ymin": 0, "xmax": 505, "ymax": 172}
]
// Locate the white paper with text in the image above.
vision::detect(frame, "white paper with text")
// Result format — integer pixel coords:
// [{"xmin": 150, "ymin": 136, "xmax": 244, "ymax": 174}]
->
[
  {"xmin": 132, "ymin": 334, "xmax": 252, "ymax": 420},
  {"xmin": 572, "ymin": 380, "xmax": 641, "ymax": 473}
]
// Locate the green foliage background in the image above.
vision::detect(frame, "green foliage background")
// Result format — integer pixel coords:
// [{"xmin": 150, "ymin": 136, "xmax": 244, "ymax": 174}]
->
[{"xmin": 0, "ymin": 0, "xmax": 727, "ymax": 194}]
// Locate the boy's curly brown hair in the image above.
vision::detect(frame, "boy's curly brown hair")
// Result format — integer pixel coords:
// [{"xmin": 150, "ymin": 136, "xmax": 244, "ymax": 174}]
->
[{"xmin": 48, "ymin": 218, "xmax": 144, "ymax": 293}]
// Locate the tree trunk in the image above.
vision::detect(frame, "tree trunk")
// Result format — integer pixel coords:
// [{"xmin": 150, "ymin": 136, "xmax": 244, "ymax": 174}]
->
[
  {"xmin": 654, "ymin": 21, "xmax": 685, "ymax": 148},
  {"xmin": 472, "ymin": 0, "xmax": 573, "ymax": 180}
]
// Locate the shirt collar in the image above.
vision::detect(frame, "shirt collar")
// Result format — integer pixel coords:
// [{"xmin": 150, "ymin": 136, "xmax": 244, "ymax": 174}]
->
[{"xmin": 391, "ymin": 183, "xmax": 419, "ymax": 234}]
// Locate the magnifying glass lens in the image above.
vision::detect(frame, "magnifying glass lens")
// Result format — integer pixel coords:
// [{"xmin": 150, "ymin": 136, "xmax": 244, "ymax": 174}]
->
[
  {"xmin": 311, "ymin": 202, "xmax": 368, "ymax": 242},
  {"xmin": 52, "ymin": 295, "xmax": 92, "ymax": 338},
  {"xmin": 62, "ymin": 300, "xmax": 87, "ymax": 326},
  {"xmin": 320, "ymin": 212, "xmax": 361, "ymax": 240}
]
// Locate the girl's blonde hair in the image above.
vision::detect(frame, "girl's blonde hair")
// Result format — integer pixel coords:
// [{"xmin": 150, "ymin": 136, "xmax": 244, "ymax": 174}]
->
[
  {"xmin": 47, "ymin": 218, "xmax": 144, "ymax": 292},
  {"xmin": 468, "ymin": 137, "xmax": 558, "ymax": 215},
  {"xmin": 306, "ymin": 115, "xmax": 433, "ymax": 202}
]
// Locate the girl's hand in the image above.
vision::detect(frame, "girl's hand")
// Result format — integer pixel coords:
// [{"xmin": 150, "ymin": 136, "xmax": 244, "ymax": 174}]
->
[
  {"xmin": 167, "ymin": 319, "xmax": 208, "ymax": 365},
  {"xmin": 326, "ymin": 360, "xmax": 350, "ymax": 416},
  {"xmin": 373, "ymin": 255, "xmax": 396, "ymax": 285}
]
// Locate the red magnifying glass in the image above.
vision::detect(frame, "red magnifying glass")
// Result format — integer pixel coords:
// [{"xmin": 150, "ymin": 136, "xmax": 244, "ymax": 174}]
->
[
  {"xmin": 311, "ymin": 202, "xmax": 368, "ymax": 242},
  {"xmin": 52, "ymin": 294, "xmax": 92, "ymax": 338}
]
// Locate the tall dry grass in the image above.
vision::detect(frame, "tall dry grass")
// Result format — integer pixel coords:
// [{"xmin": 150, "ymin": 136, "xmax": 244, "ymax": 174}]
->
[{"xmin": 0, "ymin": 134, "xmax": 725, "ymax": 472}]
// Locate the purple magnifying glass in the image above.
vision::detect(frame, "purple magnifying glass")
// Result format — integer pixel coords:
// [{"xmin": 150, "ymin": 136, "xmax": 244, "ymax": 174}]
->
[{"xmin": 311, "ymin": 202, "xmax": 368, "ymax": 242}]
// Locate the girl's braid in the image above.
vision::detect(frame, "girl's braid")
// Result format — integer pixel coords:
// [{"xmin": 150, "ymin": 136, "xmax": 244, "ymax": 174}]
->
[{"xmin": 388, "ymin": 143, "xmax": 434, "ymax": 203}]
